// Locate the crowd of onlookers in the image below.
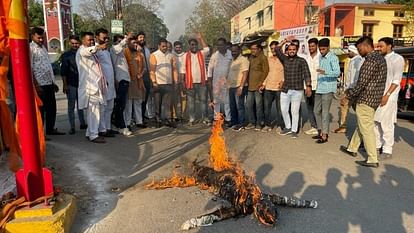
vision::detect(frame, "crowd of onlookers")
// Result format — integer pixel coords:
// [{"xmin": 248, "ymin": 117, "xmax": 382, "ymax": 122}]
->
[{"xmin": 9, "ymin": 26, "xmax": 403, "ymax": 168}]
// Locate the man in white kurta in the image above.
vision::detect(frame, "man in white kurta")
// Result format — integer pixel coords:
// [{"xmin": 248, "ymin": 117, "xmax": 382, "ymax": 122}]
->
[
  {"xmin": 375, "ymin": 37, "xmax": 404, "ymax": 159},
  {"xmin": 95, "ymin": 28, "xmax": 117, "ymax": 136},
  {"xmin": 207, "ymin": 38, "xmax": 232, "ymax": 122},
  {"xmin": 76, "ymin": 32, "xmax": 107, "ymax": 143}
]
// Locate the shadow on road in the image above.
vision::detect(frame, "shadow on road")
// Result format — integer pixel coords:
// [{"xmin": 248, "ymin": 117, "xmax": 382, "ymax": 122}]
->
[
  {"xmin": 46, "ymin": 124, "xmax": 210, "ymax": 233},
  {"xmin": 194, "ymin": 163, "xmax": 414, "ymax": 233}
]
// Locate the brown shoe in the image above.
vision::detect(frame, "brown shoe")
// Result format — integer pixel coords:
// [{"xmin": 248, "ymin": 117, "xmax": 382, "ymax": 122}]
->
[
  {"xmin": 333, "ymin": 126, "xmax": 347, "ymax": 133},
  {"xmin": 91, "ymin": 136, "xmax": 106, "ymax": 143}
]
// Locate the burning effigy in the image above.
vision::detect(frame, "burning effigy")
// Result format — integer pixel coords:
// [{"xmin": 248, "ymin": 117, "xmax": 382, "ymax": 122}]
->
[{"xmin": 146, "ymin": 114, "xmax": 318, "ymax": 230}]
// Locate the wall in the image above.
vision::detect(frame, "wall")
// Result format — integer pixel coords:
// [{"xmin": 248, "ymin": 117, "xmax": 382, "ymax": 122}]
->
[
  {"xmin": 231, "ymin": 0, "xmax": 274, "ymax": 43},
  {"xmin": 274, "ymin": 0, "xmax": 324, "ymax": 30},
  {"xmin": 354, "ymin": 6, "xmax": 408, "ymax": 42}
]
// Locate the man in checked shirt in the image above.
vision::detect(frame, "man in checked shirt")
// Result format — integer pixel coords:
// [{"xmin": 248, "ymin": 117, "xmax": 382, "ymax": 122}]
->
[
  {"xmin": 340, "ymin": 36, "xmax": 387, "ymax": 168},
  {"xmin": 275, "ymin": 38, "xmax": 312, "ymax": 139}
]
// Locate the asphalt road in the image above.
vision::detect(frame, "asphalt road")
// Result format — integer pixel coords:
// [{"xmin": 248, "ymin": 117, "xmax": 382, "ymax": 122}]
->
[{"xmin": 2, "ymin": 82, "xmax": 414, "ymax": 233}]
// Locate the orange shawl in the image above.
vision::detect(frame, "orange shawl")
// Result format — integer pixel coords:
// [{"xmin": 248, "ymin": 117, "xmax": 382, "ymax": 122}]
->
[{"xmin": 185, "ymin": 51, "xmax": 206, "ymax": 89}]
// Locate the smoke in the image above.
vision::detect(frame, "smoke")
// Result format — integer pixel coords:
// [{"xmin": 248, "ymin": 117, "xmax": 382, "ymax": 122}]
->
[{"xmin": 159, "ymin": 0, "xmax": 197, "ymax": 42}]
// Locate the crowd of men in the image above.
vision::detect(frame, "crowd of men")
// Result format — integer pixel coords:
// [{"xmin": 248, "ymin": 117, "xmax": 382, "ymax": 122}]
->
[{"xmin": 28, "ymin": 26, "xmax": 404, "ymax": 168}]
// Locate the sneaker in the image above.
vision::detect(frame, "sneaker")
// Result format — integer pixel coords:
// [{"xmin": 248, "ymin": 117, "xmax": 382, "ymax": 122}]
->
[
  {"xmin": 120, "ymin": 128, "xmax": 132, "ymax": 136},
  {"xmin": 224, "ymin": 121, "xmax": 233, "ymax": 128},
  {"xmin": 188, "ymin": 120, "xmax": 196, "ymax": 126},
  {"xmin": 261, "ymin": 126, "xmax": 272, "ymax": 132},
  {"xmin": 107, "ymin": 129, "xmax": 119, "ymax": 135},
  {"xmin": 90, "ymin": 136, "xmax": 106, "ymax": 143},
  {"xmin": 254, "ymin": 125, "xmax": 263, "ymax": 131},
  {"xmin": 304, "ymin": 128, "xmax": 318, "ymax": 135},
  {"xmin": 165, "ymin": 121, "xmax": 177, "ymax": 128},
  {"xmin": 291, "ymin": 133, "xmax": 298, "ymax": 139},
  {"xmin": 278, "ymin": 128, "xmax": 293, "ymax": 136},
  {"xmin": 245, "ymin": 123, "xmax": 255, "ymax": 130},
  {"xmin": 232, "ymin": 124, "xmax": 245, "ymax": 132},
  {"xmin": 69, "ymin": 128, "xmax": 76, "ymax": 135},
  {"xmin": 378, "ymin": 153, "xmax": 392, "ymax": 161}
]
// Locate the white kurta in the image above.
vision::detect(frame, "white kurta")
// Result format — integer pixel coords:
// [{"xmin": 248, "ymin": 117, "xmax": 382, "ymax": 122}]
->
[
  {"xmin": 374, "ymin": 51, "xmax": 404, "ymax": 154},
  {"xmin": 345, "ymin": 55, "xmax": 364, "ymax": 90},
  {"xmin": 76, "ymin": 45, "xmax": 105, "ymax": 110},
  {"xmin": 207, "ymin": 50, "xmax": 232, "ymax": 103},
  {"xmin": 207, "ymin": 50, "xmax": 232, "ymax": 121},
  {"xmin": 374, "ymin": 51, "xmax": 404, "ymax": 123}
]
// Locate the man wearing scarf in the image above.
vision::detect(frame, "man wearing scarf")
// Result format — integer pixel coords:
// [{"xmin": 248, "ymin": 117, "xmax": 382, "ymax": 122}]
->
[
  {"xmin": 180, "ymin": 33, "xmax": 210, "ymax": 125},
  {"xmin": 76, "ymin": 32, "xmax": 108, "ymax": 143}
]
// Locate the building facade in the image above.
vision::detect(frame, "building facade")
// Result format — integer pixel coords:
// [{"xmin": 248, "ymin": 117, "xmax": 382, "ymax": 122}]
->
[
  {"xmin": 43, "ymin": 0, "xmax": 74, "ymax": 52},
  {"xmin": 231, "ymin": 0, "xmax": 324, "ymax": 43},
  {"xmin": 319, "ymin": 3, "xmax": 413, "ymax": 45}
]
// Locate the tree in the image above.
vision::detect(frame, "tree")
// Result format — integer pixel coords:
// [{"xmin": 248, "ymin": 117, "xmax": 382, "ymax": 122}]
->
[
  {"xmin": 77, "ymin": 0, "xmax": 168, "ymax": 48},
  {"xmin": 386, "ymin": 0, "xmax": 414, "ymax": 37},
  {"xmin": 122, "ymin": 3, "xmax": 168, "ymax": 48},
  {"xmin": 28, "ymin": 0, "xmax": 44, "ymax": 27},
  {"xmin": 184, "ymin": 0, "xmax": 256, "ymax": 46}
]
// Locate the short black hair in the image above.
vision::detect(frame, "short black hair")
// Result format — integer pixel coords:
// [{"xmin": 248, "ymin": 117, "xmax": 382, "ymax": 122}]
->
[
  {"xmin": 217, "ymin": 37, "xmax": 227, "ymax": 44},
  {"xmin": 113, "ymin": 34, "xmax": 124, "ymax": 43},
  {"xmin": 95, "ymin": 28, "xmax": 108, "ymax": 36},
  {"xmin": 291, "ymin": 39, "xmax": 300, "ymax": 46},
  {"xmin": 31, "ymin": 27, "xmax": 44, "ymax": 36},
  {"xmin": 288, "ymin": 43, "xmax": 298, "ymax": 49},
  {"xmin": 379, "ymin": 37, "xmax": 394, "ymax": 47},
  {"xmin": 81, "ymin": 32, "xmax": 94, "ymax": 39},
  {"xmin": 269, "ymin": 41, "xmax": 279, "ymax": 47},
  {"xmin": 68, "ymin": 35, "xmax": 80, "ymax": 41},
  {"xmin": 158, "ymin": 38, "xmax": 168, "ymax": 45},
  {"xmin": 231, "ymin": 43, "xmax": 241, "ymax": 49},
  {"xmin": 188, "ymin": 38, "xmax": 198, "ymax": 45},
  {"xmin": 308, "ymin": 38, "xmax": 318, "ymax": 45},
  {"xmin": 250, "ymin": 42, "xmax": 262, "ymax": 50},
  {"xmin": 137, "ymin": 31, "xmax": 145, "ymax": 37},
  {"xmin": 355, "ymin": 36, "xmax": 374, "ymax": 48},
  {"xmin": 174, "ymin": 41, "xmax": 183, "ymax": 47},
  {"xmin": 318, "ymin": 38, "xmax": 330, "ymax": 47}
]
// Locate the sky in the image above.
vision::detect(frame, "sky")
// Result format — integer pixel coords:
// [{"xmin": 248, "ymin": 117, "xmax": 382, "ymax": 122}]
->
[{"xmin": 71, "ymin": 0, "xmax": 381, "ymax": 41}]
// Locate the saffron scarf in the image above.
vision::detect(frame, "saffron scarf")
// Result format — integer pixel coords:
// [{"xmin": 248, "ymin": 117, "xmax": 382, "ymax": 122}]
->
[{"xmin": 185, "ymin": 51, "xmax": 206, "ymax": 89}]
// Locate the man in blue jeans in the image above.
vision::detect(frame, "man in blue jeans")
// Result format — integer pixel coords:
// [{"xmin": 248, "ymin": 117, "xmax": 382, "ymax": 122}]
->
[
  {"xmin": 245, "ymin": 42, "xmax": 269, "ymax": 131},
  {"xmin": 227, "ymin": 44, "xmax": 249, "ymax": 131},
  {"xmin": 61, "ymin": 35, "xmax": 87, "ymax": 134}
]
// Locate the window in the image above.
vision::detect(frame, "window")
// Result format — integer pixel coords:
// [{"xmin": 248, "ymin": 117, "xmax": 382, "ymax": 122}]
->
[
  {"xmin": 394, "ymin": 10, "xmax": 405, "ymax": 17},
  {"xmin": 257, "ymin": 10, "xmax": 264, "ymax": 27},
  {"xmin": 363, "ymin": 24, "xmax": 373, "ymax": 37},
  {"xmin": 364, "ymin": 9, "xmax": 374, "ymax": 16},
  {"xmin": 268, "ymin": 5, "xmax": 273, "ymax": 21},
  {"xmin": 246, "ymin": 17, "xmax": 251, "ymax": 30},
  {"xmin": 393, "ymin": 24, "xmax": 404, "ymax": 38}
]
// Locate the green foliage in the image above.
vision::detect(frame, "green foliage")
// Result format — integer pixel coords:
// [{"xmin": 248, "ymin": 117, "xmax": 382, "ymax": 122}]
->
[
  {"xmin": 28, "ymin": 0, "xmax": 44, "ymax": 27},
  {"xmin": 184, "ymin": 0, "xmax": 256, "ymax": 46},
  {"xmin": 76, "ymin": 1, "xmax": 168, "ymax": 49},
  {"xmin": 122, "ymin": 4, "xmax": 169, "ymax": 48}
]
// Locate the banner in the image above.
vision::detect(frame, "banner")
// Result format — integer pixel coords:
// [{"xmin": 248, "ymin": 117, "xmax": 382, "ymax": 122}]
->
[{"xmin": 279, "ymin": 24, "xmax": 318, "ymax": 56}]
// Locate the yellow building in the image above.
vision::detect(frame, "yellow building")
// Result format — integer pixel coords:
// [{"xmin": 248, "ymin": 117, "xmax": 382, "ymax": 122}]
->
[{"xmin": 320, "ymin": 3, "xmax": 414, "ymax": 45}]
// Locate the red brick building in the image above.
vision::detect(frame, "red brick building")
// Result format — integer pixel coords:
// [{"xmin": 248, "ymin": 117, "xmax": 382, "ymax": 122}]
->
[{"xmin": 43, "ymin": 0, "xmax": 74, "ymax": 52}]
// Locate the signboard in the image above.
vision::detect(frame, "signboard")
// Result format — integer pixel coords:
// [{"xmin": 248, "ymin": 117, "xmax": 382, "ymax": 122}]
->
[
  {"xmin": 342, "ymin": 36, "xmax": 361, "ymax": 47},
  {"xmin": 279, "ymin": 24, "xmax": 318, "ymax": 56},
  {"xmin": 111, "ymin": 20, "xmax": 123, "ymax": 34}
]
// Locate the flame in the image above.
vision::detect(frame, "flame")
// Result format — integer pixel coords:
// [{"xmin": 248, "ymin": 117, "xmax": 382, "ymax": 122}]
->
[
  {"xmin": 146, "ymin": 113, "xmax": 275, "ymax": 226},
  {"xmin": 145, "ymin": 171, "xmax": 197, "ymax": 190},
  {"xmin": 208, "ymin": 115, "xmax": 233, "ymax": 171}
]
